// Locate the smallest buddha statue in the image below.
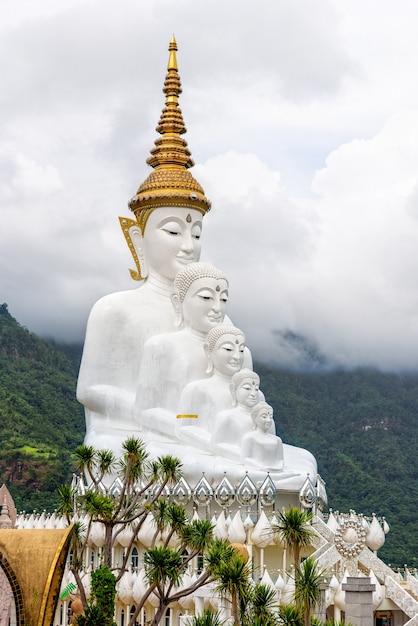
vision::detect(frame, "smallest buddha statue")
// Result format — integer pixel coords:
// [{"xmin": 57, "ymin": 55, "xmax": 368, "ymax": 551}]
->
[
  {"xmin": 176, "ymin": 324, "xmax": 246, "ymax": 452},
  {"xmin": 240, "ymin": 402, "xmax": 284, "ymax": 471}
]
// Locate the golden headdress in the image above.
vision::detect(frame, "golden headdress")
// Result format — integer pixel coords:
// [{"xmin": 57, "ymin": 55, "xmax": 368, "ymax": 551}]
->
[
  {"xmin": 129, "ymin": 36, "xmax": 210, "ymax": 228},
  {"xmin": 120, "ymin": 36, "xmax": 211, "ymax": 280}
]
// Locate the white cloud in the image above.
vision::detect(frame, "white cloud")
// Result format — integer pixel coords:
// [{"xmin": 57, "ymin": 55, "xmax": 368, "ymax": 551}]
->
[{"xmin": 2, "ymin": 0, "xmax": 418, "ymax": 370}]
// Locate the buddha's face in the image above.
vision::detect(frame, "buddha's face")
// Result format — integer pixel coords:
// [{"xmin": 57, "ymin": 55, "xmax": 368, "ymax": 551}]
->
[
  {"xmin": 255, "ymin": 407, "xmax": 273, "ymax": 432},
  {"xmin": 181, "ymin": 277, "xmax": 229, "ymax": 334},
  {"xmin": 235, "ymin": 377, "xmax": 260, "ymax": 408},
  {"xmin": 211, "ymin": 333, "xmax": 245, "ymax": 377},
  {"xmin": 141, "ymin": 207, "xmax": 203, "ymax": 281}
]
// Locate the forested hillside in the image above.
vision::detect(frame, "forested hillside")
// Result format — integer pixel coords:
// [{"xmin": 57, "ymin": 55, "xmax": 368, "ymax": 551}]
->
[
  {"xmin": 1, "ymin": 302, "xmax": 418, "ymax": 567},
  {"xmin": 257, "ymin": 363, "xmax": 418, "ymax": 568},
  {"xmin": 0, "ymin": 304, "xmax": 84, "ymax": 511}
]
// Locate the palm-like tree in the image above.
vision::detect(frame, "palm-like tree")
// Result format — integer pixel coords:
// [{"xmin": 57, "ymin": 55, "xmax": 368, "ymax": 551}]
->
[
  {"xmin": 144, "ymin": 545, "xmax": 184, "ymax": 590},
  {"xmin": 67, "ymin": 520, "xmax": 88, "ymax": 606},
  {"xmin": 294, "ymin": 557, "xmax": 324, "ymax": 626},
  {"xmin": 135, "ymin": 524, "xmax": 237, "ymax": 626},
  {"xmin": 61, "ymin": 438, "xmax": 271, "ymax": 626},
  {"xmin": 273, "ymin": 507, "xmax": 315, "ymax": 567},
  {"xmin": 83, "ymin": 490, "xmax": 117, "ymax": 566},
  {"xmin": 214, "ymin": 551, "xmax": 252, "ymax": 626},
  {"xmin": 56, "ymin": 484, "xmax": 75, "ymax": 523},
  {"xmin": 186, "ymin": 609, "xmax": 227, "ymax": 626},
  {"xmin": 119, "ymin": 436, "xmax": 148, "ymax": 487},
  {"xmin": 58, "ymin": 438, "xmax": 188, "ymax": 621},
  {"xmin": 151, "ymin": 499, "xmax": 188, "ymax": 546},
  {"xmin": 128, "ymin": 518, "xmax": 233, "ymax": 626},
  {"xmin": 278, "ymin": 604, "xmax": 304, "ymax": 626},
  {"xmin": 74, "ymin": 445, "xmax": 97, "ymax": 484},
  {"xmin": 243, "ymin": 582, "xmax": 280, "ymax": 626}
]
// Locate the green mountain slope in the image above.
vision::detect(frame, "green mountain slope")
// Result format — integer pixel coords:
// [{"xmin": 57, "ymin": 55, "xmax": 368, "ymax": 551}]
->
[
  {"xmin": 1, "ymin": 303, "xmax": 417, "ymax": 566},
  {"xmin": 0, "ymin": 303, "xmax": 85, "ymax": 511},
  {"xmin": 256, "ymin": 363, "xmax": 418, "ymax": 568}
]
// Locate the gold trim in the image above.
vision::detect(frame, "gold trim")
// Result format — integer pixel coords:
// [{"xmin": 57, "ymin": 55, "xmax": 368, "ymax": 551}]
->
[
  {"xmin": 119, "ymin": 216, "xmax": 144, "ymax": 281},
  {"xmin": 176, "ymin": 414, "xmax": 198, "ymax": 419},
  {"xmin": 39, "ymin": 525, "xmax": 73, "ymax": 626},
  {"xmin": 0, "ymin": 527, "xmax": 73, "ymax": 626}
]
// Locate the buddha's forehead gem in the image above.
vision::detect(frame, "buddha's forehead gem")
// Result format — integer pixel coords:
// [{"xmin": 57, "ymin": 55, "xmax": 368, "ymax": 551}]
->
[
  {"xmin": 216, "ymin": 285, "xmax": 220, "ymax": 291},
  {"xmin": 186, "ymin": 213, "xmax": 192, "ymax": 223},
  {"xmin": 235, "ymin": 339, "xmax": 239, "ymax": 344}
]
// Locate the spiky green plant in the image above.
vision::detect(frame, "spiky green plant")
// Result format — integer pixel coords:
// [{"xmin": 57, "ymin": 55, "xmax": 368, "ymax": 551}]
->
[
  {"xmin": 272, "ymin": 507, "xmax": 315, "ymax": 567},
  {"xmin": 278, "ymin": 604, "xmax": 304, "ymax": 626},
  {"xmin": 294, "ymin": 557, "xmax": 324, "ymax": 626},
  {"xmin": 186, "ymin": 609, "xmax": 227, "ymax": 626}
]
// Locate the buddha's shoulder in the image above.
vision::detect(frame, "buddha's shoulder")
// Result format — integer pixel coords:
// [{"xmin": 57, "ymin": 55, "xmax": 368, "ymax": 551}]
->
[
  {"xmin": 145, "ymin": 329, "xmax": 179, "ymax": 347},
  {"xmin": 89, "ymin": 288, "xmax": 149, "ymax": 317}
]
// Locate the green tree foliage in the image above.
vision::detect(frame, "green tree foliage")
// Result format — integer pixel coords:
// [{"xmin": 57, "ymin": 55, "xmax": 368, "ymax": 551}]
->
[
  {"xmin": 294, "ymin": 557, "xmax": 324, "ymax": 626},
  {"xmin": 256, "ymin": 361, "xmax": 418, "ymax": 567},
  {"xmin": 186, "ymin": 610, "xmax": 227, "ymax": 626},
  {"xmin": 272, "ymin": 507, "xmax": 314, "ymax": 567},
  {"xmin": 0, "ymin": 303, "xmax": 84, "ymax": 510},
  {"xmin": 278, "ymin": 604, "xmax": 304, "ymax": 626},
  {"xmin": 213, "ymin": 550, "xmax": 280, "ymax": 626},
  {"xmin": 60, "ymin": 439, "xmax": 239, "ymax": 626},
  {"xmin": 77, "ymin": 566, "xmax": 117, "ymax": 626},
  {"xmin": 214, "ymin": 551, "xmax": 253, "ymax": 626},
  {"xmin": 243, "ymin": 583, "xmax": 280, "ymax": 626}
]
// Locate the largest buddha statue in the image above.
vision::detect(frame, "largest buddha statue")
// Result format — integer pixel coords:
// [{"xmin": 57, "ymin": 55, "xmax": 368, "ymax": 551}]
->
[{"xmin": 77, "ymin": 37, "xmax": 317, "ymax": 491}]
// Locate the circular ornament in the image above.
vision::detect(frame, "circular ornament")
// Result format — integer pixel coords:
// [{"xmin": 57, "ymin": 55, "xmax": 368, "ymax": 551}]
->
[{"xmin": 334, "ymin": 518, "xmax": 366, "ymax": 559}]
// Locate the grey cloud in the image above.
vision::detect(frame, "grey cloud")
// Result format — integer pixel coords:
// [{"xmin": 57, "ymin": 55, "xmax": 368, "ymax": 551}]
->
[{"xmin": 2, "ymin": 1, "xmax": 418, "ymax": 372}]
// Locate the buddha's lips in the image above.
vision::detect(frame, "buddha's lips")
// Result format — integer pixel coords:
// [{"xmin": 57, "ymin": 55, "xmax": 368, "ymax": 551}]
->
[
  {"xmin": 208, "ymin": 314, "xmax": 222, "ymax": 322},
  {"xmin": 176, "ymin": 255, "xmax": 194, "ymax": 264}
]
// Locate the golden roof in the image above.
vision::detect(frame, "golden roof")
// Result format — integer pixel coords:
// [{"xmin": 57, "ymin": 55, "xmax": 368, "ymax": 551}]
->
[
  {"xmin": 0, "ymin": 526, "xmax": 73, "ymax": 626},
  {"xmin": 128, "ymin": 36, "xmax": 211, "ymax": 231}
]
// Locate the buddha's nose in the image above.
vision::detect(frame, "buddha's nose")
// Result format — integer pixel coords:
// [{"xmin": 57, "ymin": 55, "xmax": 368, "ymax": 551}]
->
[
  {"xmin": 212, "ymin": 297, "xmax": 221, "ymax": 312},
  {"xmin": 181, "ymin": 232, "xmax": 193, "ymax": 252}
]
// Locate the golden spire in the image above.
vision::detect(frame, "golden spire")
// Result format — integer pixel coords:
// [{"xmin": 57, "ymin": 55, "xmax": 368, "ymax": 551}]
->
[{"xmin": 129, "ymin": 36, "xmax": 211, "ymax": 231}]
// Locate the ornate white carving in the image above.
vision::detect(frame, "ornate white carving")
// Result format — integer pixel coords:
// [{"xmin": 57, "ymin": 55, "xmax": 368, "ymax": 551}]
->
[
  {"xmin": 385, "ymin": 575, "xmax": 418, "ymax": 619},
  {"xmin": 334, "ymin": 518, "xmax": 367, "ymax": 559},
  {"xmin": 0, "ymin": 569, "xmax": 12, "ymax": 626}
]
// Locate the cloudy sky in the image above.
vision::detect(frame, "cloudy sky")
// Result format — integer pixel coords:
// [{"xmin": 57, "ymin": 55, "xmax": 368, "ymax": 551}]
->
[{"xmin": 2, "ymin": 0, "xmax": 418, "ymax": 371}]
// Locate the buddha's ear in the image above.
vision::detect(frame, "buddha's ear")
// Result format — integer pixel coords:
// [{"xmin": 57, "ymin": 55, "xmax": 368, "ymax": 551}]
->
[
  {"xmin": 129, "ymin": 224, "xmax": 148, "ymax": 279},
  {"xmin": 171, "ymin": 293, "xmax": 183, "ymax": 327},
  {"xmin": 204, "ymin": 343, "xmax": 213, "ymax": 374},
  {"xmin": 230, "ymin": 383, "xmax": 237, "ymax": 406}
]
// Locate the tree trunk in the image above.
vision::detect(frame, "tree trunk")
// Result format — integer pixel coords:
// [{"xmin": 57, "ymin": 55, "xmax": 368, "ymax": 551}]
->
[
  {"xmin": 231, "ymin": 592, "xmax": 240, "ymax": 626},
  {"xmin": 127, "ymin": 584, "xmax": 158, "ymax": 626},
  {"xmin": 72, "ymin": 568, "xmax": 87, "ymax": 607},
  {"xmin": 294, "ymin": 546, "xmax": 300, "ymax": 567},
  {"xmin": 103, "ymin": 523, "xmax": 113, "ymax": 567},
  {"xmin": 151, "ymin": 601, "xmax": 169, "ymax": 626}
]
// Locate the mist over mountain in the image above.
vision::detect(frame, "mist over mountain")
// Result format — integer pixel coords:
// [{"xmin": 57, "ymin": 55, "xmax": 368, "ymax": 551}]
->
[
  {"xmin": 268, "ymin": 329, "xmax": 334, "ymax": 371},
  {"xmin": 1, "ymin": 303, "xmax": 417, "ymax": 566}
]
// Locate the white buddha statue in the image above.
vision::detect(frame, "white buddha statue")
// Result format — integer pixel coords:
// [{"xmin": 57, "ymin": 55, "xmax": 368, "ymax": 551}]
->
[
  {"xmin": 77, "ymin": 37, "xmax": 320, "ymax": 492},
  {"xmin": 176, "ymin": 325, "xmax": 246, "ymax": 452},
  {"xmin": 77, "ymin": 38, "xmax": 211, "ymax": 454},
  {"xmin": 240, "ymin": 402, "xmax": 284, "ymax": 471},
  {"xmin": 211, "ymin": 368, "xmax": 273, "ymax": 462},
  {"xmin": 134, "ymin": 262, "xmax": 229, "ymax": 438}
]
